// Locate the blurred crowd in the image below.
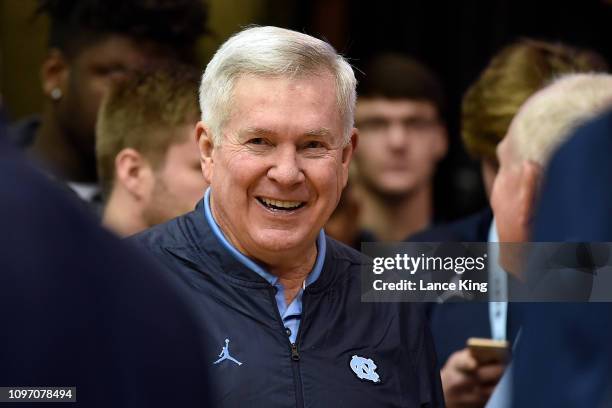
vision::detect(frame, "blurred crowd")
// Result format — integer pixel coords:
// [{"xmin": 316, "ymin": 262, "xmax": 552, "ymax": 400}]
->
[{"xmin": 1, "ymin": 1, "xmax": 612, "ymax": 407}]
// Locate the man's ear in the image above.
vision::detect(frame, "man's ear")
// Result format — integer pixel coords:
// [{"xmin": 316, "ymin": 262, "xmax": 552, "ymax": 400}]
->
[
  {"xmin": 40, "ymin": 49, "xmax": 69, "ymax": 101},
  {"xmin": 518, "ymin": 160, "xmax": 542, "ymax": 228},
  {"xmin": 340, "ymin": 128, "xmax": 358, "ymax": 187},
  {"xmin": 196, "ymin": 121, "xmax": 215, "ymax": 183},
  {"xmin": 114, "ymin": 148, "xmax": 154, "ymax": 200}
]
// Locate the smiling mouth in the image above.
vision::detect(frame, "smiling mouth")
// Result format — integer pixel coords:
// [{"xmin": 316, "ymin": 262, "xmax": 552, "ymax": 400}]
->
[{"xmin": 257, "ymin": 197, "xmax": 306, "ymax": 212}]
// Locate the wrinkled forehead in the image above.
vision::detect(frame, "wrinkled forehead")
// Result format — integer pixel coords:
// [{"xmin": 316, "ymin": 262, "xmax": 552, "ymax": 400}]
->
[
  {"xmin": 230, "ymin": 68, "xmax": 338, "ymax": 99},
  {"xmin": 228, "ymin": 71, "xmax": 343, "ymax": 123}
]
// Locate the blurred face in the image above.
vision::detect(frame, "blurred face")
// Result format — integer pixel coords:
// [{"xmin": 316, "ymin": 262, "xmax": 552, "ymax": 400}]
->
[
  {"xmin": 143, "ymin": 126, "xmax": 208, "ymax": 226},
  {"xmin": 481, "ymin": 158, "xmax": 499, "ymax": 200},
  {"xmin": 354, "ymin": 98, "xmax": 446, "ymax": 197},
  {"xmin": 490, "ymin": 127, "xmax": 537, "ymax": 244},
  {"xmin": 490, "ymin": 126, "xmax": 543, "ymax": 277},
  {"xmin": 491, "ymin": 133, "xmax": 521, "ymax": 242},
  {"xmin": 57, "ymin": 35, "xmax": 169, "ymax": 164},
  {"xmin": 199, "ymin": 73, "xmax": 356, "ymax": 264}
]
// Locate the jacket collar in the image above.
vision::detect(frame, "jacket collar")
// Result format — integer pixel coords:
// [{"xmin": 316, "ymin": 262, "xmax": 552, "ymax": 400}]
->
[{"xmin": 176, "ymin": 196, "xmax": 337, "ymax": 291}]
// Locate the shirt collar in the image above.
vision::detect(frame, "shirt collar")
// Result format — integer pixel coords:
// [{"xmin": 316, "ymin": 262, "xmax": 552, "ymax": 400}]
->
[
  {"xmin": 203, "ymin": 188, "xmax": 325, "ymax": 287},
  {"xmin": 488, "ymin": 217, "xmax": 499, "ymax": 243}
]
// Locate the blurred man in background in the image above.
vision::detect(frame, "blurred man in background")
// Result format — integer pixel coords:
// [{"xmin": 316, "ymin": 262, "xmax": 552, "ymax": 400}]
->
[
  {"xmin": 96, "ymin": 67, "xmax": 207, "ymax": 237},
  {"xmin": 352, "ymin": 53, "xmax": 448, "ymax": 241},
  {"xmin": 410, "ymin": 40, "xmax": 607, "ymax": 408},
  {"xmin": 8, "ymin": 0, "xmax": 207, "ymax": 207}
]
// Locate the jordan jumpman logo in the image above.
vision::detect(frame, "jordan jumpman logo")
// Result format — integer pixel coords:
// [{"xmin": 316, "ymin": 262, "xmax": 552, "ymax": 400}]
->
[{"xmin": 213, "ymin": 338, "xmax": 243, "ymax": 366}]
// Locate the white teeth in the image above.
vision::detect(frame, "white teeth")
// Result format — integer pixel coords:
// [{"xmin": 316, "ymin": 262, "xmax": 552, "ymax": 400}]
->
[{"xmin": 260, "ymin": 197, "xmax": 303, "ymax": 209}]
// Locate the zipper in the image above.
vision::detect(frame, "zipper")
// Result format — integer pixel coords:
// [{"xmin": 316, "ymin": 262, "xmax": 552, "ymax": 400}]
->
[
  {"xmin": 267, "ymin": 287, "xmax": 306, "ymax": 408},
  {"xmin": 290, "ymin": 342, "xmax": 300, "ymax": 361}
]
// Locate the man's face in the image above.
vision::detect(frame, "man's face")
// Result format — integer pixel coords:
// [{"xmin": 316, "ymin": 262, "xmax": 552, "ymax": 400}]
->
[
  {"xmin": 354, "ymin": 98, "xmax": 446, "ymax": 197},
  {"xmin": 490, "ymin": 128, "xmax": 531, "ymax": 243},
  {"xmin": 200, "ymin": 73, "xmax": 355, "ymax": 263},
  {"xmin": 57, "ymin": 35, "xmax": 169, "ymax": 161},
  {"xmin": 143, "ymin": 125, "xmax": 208, "ymax": 227},
  {"xmin": 490, "ymin": 126, "xmax": 542, "ymax": 277}
]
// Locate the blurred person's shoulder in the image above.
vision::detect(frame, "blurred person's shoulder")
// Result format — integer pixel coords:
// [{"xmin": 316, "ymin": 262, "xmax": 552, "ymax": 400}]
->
[
  {"xmin": 408, "ymin": 207, "xmax": 493, "ymax": 242},
  {"xmin": 128, "ymin": 200, "xmax": 225, "ymax": 280},
  {"xmin": 130, "ymin": 205, "xmax": 202, "ymax": 253}
]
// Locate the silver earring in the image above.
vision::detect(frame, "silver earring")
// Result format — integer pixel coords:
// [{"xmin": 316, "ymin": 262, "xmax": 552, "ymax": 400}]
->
[{"xmin": 50, "ymin": 88, "xmax": 62, "ymax": 100}]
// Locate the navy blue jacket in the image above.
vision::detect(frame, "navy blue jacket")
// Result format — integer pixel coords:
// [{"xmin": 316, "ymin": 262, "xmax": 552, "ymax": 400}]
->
[
  {"xmin": 134, "ymin": 201, "xmax": 444, "ymax": 408},
  {"xmin": 0, "ymin": 138, "xmax": 212, "ymax": 407},
  {"xmin": 512, "ymin": 110, "xmax": 612, "ymax": 408}
]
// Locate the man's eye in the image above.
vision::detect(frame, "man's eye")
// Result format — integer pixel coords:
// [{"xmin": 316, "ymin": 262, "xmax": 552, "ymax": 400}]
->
[
  {"xmin": 247, "ymin": 138, "xmax": 267, "ymax": 145},
  {"xmin": 304, "ymin": 141, "xmax": 324, "ymax": 149}
]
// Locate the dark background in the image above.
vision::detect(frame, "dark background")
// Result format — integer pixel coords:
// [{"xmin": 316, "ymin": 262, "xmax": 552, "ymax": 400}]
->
[
  {"xmin": 2, "ymin": 0, "xmax": 611, "ymax": 221},
  {"xmin": 283, "ymin": 0, "xmax": 612, "ymax": 220}
]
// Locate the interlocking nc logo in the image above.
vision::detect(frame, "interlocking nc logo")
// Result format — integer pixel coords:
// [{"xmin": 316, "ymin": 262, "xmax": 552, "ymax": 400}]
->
[{"xmin": 350, "ymin": 355, "xmax": 380, "ymax": 383}]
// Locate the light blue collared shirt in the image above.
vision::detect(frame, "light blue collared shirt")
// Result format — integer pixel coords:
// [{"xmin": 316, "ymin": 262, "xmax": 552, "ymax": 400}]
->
[
  {"xmin": 203, "ymin": 188, "xmax": 326, "ymax": 344},
  {"xmin": 488, "ymin": 220, "xmax": 508, "ymax": 341},
  {"xmin": 485, "ymin": 220, "xmax": 513, "ymax": 408}
]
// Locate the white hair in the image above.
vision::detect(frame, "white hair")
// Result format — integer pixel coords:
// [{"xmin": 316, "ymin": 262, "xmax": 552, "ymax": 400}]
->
[
  {"xmin": 198, "ymin": 26, "xmax": 356, "ymax": 145},
  {"xmin": 512, "ymin": 73, "xmax": 612, "ymax": 166}
]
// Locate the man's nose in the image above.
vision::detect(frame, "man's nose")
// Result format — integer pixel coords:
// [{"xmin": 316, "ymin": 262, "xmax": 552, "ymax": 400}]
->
[
  {"xmin": 387, "ymin": 123, "xmax": 408, "ymax": 149},
  {"xmin": 267, "ymin": 147, "xmax": 305, "ymax": 186}
]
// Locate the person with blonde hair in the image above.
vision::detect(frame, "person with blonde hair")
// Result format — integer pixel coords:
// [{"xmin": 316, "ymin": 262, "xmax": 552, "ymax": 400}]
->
[
  {"xmin": 462, "ymin": 39, "xmax": 607, "ymax": 197},
  {"xmin": 97, "ymin": 66, "xmax": 207, "ymax": 236}
]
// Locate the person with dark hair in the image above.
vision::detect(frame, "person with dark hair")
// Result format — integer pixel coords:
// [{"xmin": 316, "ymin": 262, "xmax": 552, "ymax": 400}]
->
[
  {"xmin": 352, "ymin": 53, "xmax": 448, "ymax": 242},
  {"xmin": 8, "ymin": 0, "xmax": 208, "ymax": 207}
]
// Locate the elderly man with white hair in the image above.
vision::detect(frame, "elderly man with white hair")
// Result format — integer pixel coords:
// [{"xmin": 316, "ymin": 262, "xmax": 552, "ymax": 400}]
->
[
  {"xmin": 483, "ymin": 73, "xmax": 612, "ymax": 408},
  {"xmin": 134, "ymin": 26, "xmax": 443, "ymax": 407},
  {"xmin": 491, "ymin": 73, "xmax": 612, "ymax": 263}
]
